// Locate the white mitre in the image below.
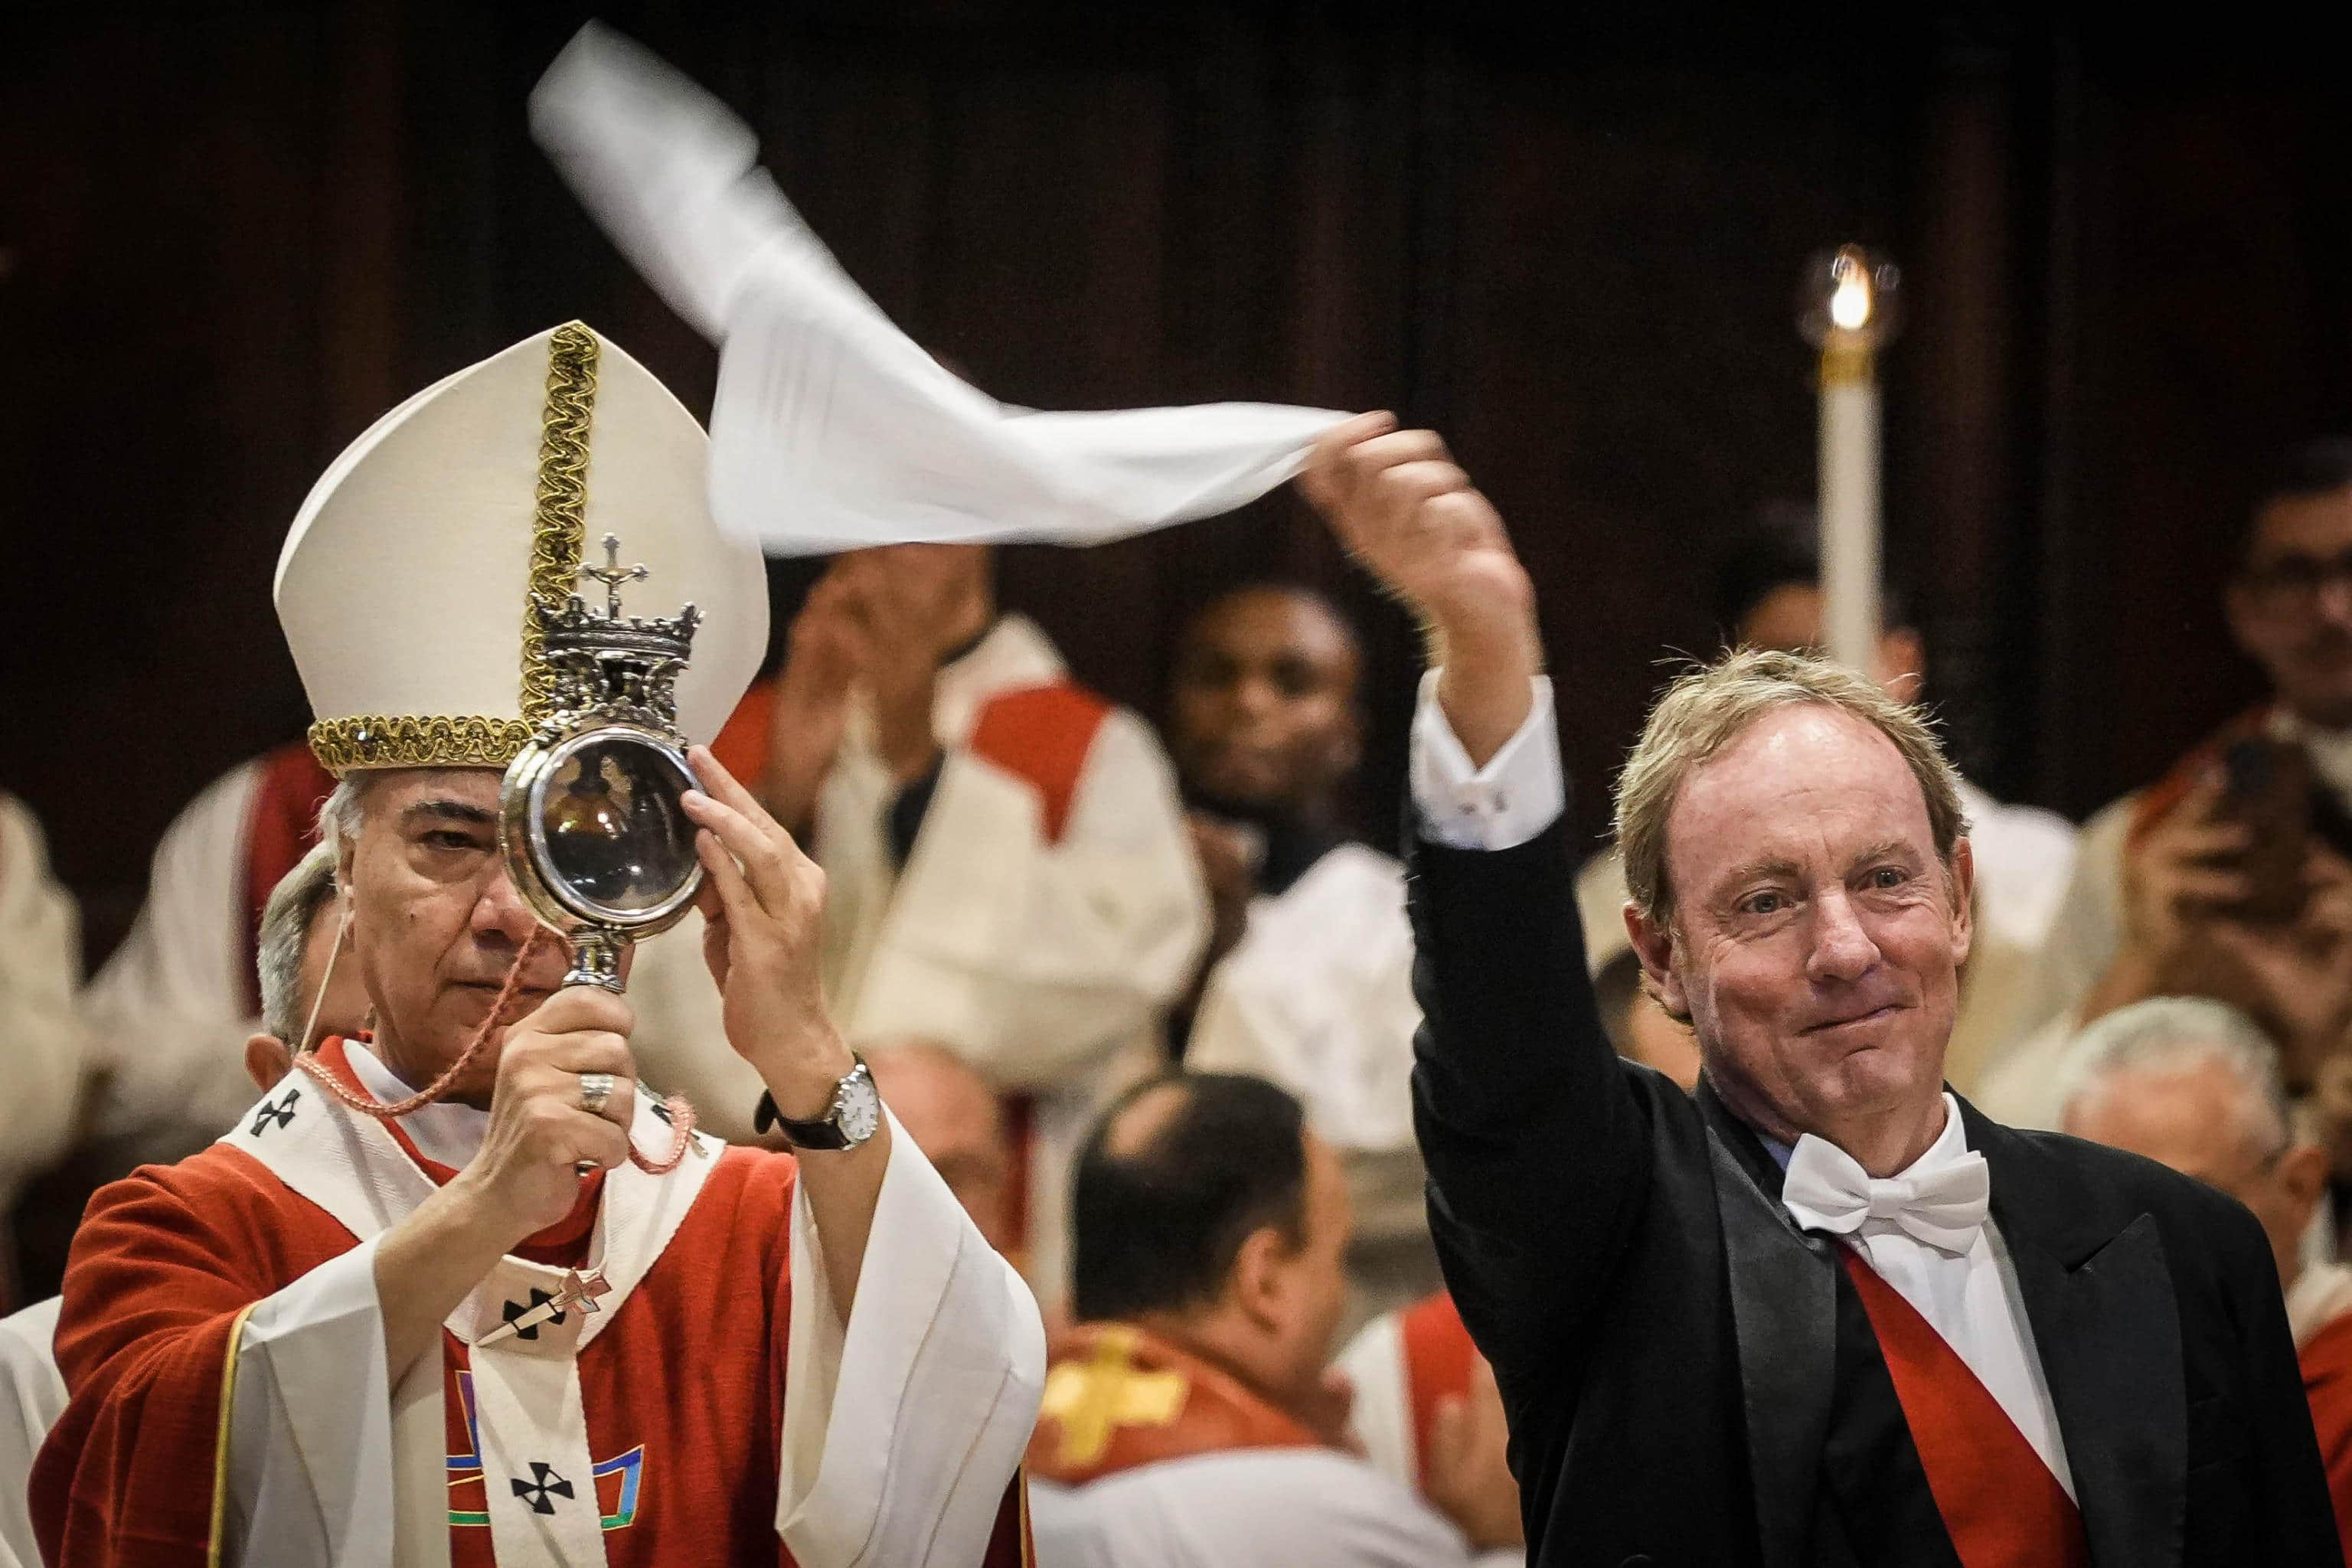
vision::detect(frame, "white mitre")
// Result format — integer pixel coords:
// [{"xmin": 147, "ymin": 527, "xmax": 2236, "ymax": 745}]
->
[{"xmin": 276, "ymin": 322, "xmax": 766, "ymax": 774}]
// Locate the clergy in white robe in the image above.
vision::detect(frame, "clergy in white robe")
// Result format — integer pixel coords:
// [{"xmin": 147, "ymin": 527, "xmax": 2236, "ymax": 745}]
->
[
  {"xmin": 2058, "ymin": 998, "xmax": 2352, "ymax": 1550},
  {"xmin": 32, "ymin": 324, "xmax": 1042, "ymax": 1568},
  {"xmin": 1985, "ymin": 443, "xmax": 2352, "ymax": 1127},
  {"xmin": 1978, "ymin": 705, "xmax": 2352, "ymax": 1129},
  {"xmin": 0, "ymin": 794, "xmax": 86, "ymax": 1225},
  {"xmin": 1026, "ymin": 1072, "xmax": 1511, "ymax": 1568},
  {"xmin": 632, "ymin": 544, "xmax": 1207, "ymax": 1302},
  {"xmin": 1163, "ymin": 584, "xmax": 1436, "ymax": 1319},
  {"xmin": 1334, "ymin": 1291, "xmax": 1526, "ymax": 1568},
  {"xmin": 79, "ymin": 744, "xmax": 338, "ymax": 1159}
]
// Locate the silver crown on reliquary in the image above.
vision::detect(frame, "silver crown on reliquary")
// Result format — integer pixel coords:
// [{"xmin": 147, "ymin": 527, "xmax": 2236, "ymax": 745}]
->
[{"xmin": 535, "ymin": 532, "xmax": 703, "ymax": 733}]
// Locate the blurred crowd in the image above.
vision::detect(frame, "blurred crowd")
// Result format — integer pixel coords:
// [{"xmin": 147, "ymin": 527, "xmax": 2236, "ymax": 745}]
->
[{"xmin": 11, "ymin": 433, "xmax": 2352, "ymax": 1562}]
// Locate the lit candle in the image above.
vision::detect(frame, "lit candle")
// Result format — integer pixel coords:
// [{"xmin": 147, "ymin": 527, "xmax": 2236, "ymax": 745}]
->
[{"xmin": 1798, "ymin": 246, "xmax": 1900, "ymax": 675}]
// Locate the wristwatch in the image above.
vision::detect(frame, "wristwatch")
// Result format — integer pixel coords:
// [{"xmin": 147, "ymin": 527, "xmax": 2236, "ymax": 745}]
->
[{"xmin": 754, "ymin": 1057, "xmax": 882, "ymax": 1151}]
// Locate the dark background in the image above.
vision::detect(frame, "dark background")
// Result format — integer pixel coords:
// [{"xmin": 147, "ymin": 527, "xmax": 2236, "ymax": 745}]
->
[{"xmin": 11, "ymin": 2, "xmax": 2352, "ymax": 967}]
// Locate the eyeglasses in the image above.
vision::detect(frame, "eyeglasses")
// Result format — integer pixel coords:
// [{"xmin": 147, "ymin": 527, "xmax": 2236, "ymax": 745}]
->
[{"xmin": 2240, "ymin": 547, "xmax": 2352, "ymax": 606}]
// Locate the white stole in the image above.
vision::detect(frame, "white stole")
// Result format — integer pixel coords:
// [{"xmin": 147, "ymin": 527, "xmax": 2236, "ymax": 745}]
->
[{"xmin": 217, "ymin": 1072, "xmax": 722, "ymax": 1566}]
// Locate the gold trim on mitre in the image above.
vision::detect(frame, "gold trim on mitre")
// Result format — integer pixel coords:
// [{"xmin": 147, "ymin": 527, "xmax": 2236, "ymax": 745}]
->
[
  {"xmin": 307, "ymin": 714, "xmax": 540, "ymax": 774},
  {"xmin": 304, "ymin": 322, "xmax": 603, "ymax": 776},
  {"xmin": 521, "ymin": 322, "xmax": 601, "ymax": 724}
]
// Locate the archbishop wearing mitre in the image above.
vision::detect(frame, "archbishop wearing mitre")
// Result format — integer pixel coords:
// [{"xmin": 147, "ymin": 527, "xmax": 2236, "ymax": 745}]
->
[{"xmin": 31, "ymin": 323, "xmax": 1044, "ymax": 1568}]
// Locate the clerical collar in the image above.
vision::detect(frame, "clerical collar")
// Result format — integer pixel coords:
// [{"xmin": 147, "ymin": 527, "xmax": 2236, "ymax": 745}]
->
[
  {"xmin": 1183, "ymin": 794, "xmax": 1342, "ymax": 898},
  {"xmin": 345, "ymin": 1040, "xmax": 490, "ymax": 1169}
]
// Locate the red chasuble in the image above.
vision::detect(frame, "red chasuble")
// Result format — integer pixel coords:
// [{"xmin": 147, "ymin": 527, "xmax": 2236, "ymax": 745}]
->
[
  {"xmin": 1838, "ymin": 1250, "xmax": 2089, "ymax": 1568},
  {"xmin": 1027, "ymin": 1323, "xmax": 1323, "ymax": 1487},
  {"xmin": 31, "ymin": 1039, "xmax": 1030, "ymax": 1567}
]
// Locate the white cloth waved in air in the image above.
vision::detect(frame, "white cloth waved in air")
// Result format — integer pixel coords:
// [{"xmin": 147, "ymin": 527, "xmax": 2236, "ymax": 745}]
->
[{"xmin": 529, "ymin": 22, "xmax": 1349, "ymax": 557}]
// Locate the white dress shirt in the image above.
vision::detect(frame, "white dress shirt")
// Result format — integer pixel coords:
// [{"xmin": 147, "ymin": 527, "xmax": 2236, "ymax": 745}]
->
[
  {"xmin": 1406, "ymin": 670, "xmax": 2075, "ymax": 1496},
  {"xmin": 1770, "ymin": 1100, "xmax": 2073, "ymax": 1496}
]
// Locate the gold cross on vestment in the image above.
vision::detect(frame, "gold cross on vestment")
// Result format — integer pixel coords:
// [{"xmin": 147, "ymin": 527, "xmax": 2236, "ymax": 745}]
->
[
  {"xmin": 1038, "ymin": 1328, "xmax": 1188, "ymax": 1468},
  {"xmin": 578, "ymin": 533, "xmax": 650, "ymax": 619}
]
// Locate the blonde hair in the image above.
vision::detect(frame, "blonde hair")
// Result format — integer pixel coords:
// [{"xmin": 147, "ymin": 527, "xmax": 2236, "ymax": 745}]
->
[{"xmin": 1612, "ymin": 648, "xmax": 1968, "ymax": 924}]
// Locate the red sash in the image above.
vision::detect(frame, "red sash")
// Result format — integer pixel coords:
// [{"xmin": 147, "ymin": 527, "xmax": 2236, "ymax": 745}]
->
[
  {"xmin": 1839, "ymin": 1250, "xmax": 2089, "ymax": 1568},
  {"xmin": 1027, "ymin": 1323, "xmax": 1322, "ymax": 1486}
]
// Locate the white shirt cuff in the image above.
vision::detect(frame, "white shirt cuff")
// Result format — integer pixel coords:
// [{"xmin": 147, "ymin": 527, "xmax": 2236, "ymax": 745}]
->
[{"xmin": 1409, "ymin": 672, "xmax": 1566, "ymax": 851}]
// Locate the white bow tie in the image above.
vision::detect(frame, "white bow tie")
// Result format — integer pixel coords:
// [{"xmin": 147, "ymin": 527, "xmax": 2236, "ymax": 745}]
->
[{"xmin": 1780, "ymin": 1134, "xmax": 1991, "ymax": 1255}]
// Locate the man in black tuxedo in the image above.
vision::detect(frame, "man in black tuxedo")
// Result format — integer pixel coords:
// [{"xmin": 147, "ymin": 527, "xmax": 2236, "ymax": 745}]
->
[{"xmin": 1297, "ymin": 411, "xmax": 2343, "ymax": 1567}]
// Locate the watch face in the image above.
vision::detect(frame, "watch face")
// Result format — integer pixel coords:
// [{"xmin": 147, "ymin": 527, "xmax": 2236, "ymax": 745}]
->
[{"xmin": 836, "ymin": 1069, "xmax": 883, "ymax": 1145}]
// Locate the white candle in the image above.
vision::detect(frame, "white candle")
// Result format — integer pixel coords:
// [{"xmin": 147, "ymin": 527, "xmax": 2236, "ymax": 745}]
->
[
  {"xmin": 1802, "ymin": 245, "xmax": 1896, "ymax": 677},
  {"xmin": 1818, "ymin": 343, "xmax": 1881, "ymax": 675}
]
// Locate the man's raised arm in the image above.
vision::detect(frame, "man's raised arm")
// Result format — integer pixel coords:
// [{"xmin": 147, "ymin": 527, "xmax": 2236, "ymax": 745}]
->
[
  {"xmin": 1298, "ymin": 416, "xmax": 1653, "ymax": 1367},
  {"xmin": 1298, "ymin": 414, "xmax": 1542, "ymax": 765}
]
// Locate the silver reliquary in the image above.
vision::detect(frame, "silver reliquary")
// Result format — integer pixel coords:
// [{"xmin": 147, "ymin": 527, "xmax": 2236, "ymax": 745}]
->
[{"xmin": 499, "ymin": 533, "xmax": 708, "ymax": 992}]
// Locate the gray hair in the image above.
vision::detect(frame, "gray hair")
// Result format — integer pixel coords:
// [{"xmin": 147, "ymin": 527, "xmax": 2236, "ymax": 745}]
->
[
  {"xmin": 2060, "ymin": 997, "xmax": 2295, "ymax": 1154},
  {"xmin": 257, "ymin": 840, "xmax": 346, "ymax": 1044},
  {"xmin": 318, "ymin": 776, "xmax": 368, "ymax": 870}
]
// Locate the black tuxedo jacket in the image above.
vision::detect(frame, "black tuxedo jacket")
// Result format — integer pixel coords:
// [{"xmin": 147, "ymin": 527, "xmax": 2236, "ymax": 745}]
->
[{"xmin": 1409, "ymin": 818, "xmax": 2343, "ymax": 1568}]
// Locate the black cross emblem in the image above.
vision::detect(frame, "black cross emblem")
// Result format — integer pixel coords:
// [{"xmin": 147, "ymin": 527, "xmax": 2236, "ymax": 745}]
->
[
  {"xmin": 511, "ymin": 1461, "xmax": 573, "ymax": 1515},
  {"xmin": 498, "ymin": 1288, "xmax": 566, "ymax": 1343},
  {"xmin": 250, "ymin": 1088, "xmax": 299, "ymax": 1136}
]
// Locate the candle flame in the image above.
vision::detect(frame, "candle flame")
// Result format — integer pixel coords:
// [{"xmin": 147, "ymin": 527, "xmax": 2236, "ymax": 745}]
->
[{"xmin": 1829, "ymin": 266, "xmax": 1873, "ymax": 332}]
